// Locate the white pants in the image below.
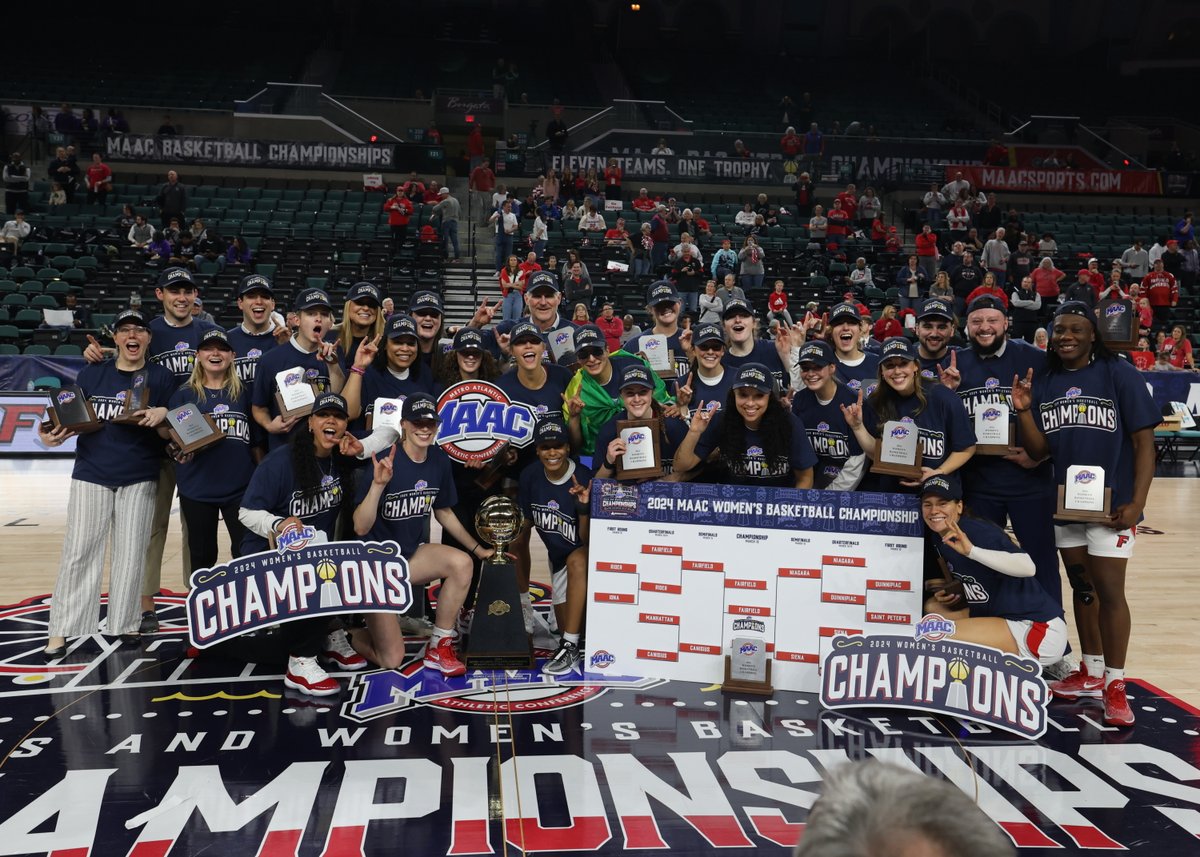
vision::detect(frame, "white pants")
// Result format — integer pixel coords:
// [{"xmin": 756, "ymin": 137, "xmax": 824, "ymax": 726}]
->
[{"xmin": 49, "ymin": 478, "xmax": 156, "ymax": 637}]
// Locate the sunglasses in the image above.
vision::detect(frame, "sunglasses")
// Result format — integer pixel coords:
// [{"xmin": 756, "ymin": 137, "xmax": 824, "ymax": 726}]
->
[
  {"xmin": 696, "ymin": 341, "xmax": 725, "ymax": 352},
  {"xmin": 577, "ymin": 347, "xmax": 605, "ymax": 361}
]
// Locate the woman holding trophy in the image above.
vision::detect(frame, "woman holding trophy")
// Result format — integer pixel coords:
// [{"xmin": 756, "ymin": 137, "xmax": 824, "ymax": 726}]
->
[{"xmin": 1010, "ymin": 301, "xmax": 1159, "ymax": 727}]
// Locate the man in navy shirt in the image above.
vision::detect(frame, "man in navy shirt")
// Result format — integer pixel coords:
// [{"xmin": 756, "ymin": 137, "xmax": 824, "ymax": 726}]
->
[
  {"xmin": 914, "ymin": 297, "xmax": 958, "ymax": 381},
  {"xmin": 226, "ymin": 273, "xmax": 284, "ymax": 385}
]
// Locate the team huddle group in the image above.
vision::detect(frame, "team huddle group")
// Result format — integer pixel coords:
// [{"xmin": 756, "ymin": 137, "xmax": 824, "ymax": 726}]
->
[{"xmin": 36, "ymin": 262, "xmax": 1158, "ymax": 725}]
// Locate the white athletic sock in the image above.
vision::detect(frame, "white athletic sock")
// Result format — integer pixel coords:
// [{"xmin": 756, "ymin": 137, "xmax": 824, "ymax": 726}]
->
[
  {"xmin": 1082, "ymin": 654, "xmax": 1105, "ymax": 677},
  {"xmin": 563, "ymin": 632, "xmax": 580, "ymax": 646},
  {"xmin": 1104, "ymin": 667, "xmax": 1125, "ymax": 687},
  {"xmin": 431, "ymin": 626, "xmax": 454, "ymax": 645}
]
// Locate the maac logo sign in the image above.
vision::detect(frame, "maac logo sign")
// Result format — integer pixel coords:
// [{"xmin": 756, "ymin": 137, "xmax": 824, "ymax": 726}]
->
[{"xmin": 436, "ymin": 381, "xmax": 537, "ymax": 463}]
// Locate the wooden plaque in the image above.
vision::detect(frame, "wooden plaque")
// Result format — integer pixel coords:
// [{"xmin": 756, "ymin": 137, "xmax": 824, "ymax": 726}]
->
[
  {"xmin": 976, "ymin": 423, "xmax": 1016, "ymax": 456},
  {"xmin": 166, "ymin": 407, "xmax": 226, "ymax": 455},
  {"xmin": 473, "ymin": 440, "xmax": 511, "ymax": 490},
  {"xmin": 1056, "ymin": 486, "xmax": 1114, "ymax": 523},
  {"xmin": 1096, "ymin": 299, "xmax": 1139, "ymax": 351},
  {"xmin": 870, "ymin": 448, "xmax": 924, "ymax": 480},
  {"xmin": 721, "ymin": 655, "xmax": 774, "ymax": 696},
  {"xmin": 45, "ymin": 386, "xmax": 103, "ymax": 434},
  {"xmin": 614, "ymin": 418, "xmax": 664, "ymax": 480},
  {"xmin": 275, "ymin": 384, "xmax": 318, "ymax": 420}
]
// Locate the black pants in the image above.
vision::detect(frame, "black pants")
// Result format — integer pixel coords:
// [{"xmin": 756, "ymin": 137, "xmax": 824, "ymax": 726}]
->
[
  {"xmin": 5, "ymin": 191, "xmax": 28, "ymax": 214},
  {"xmin": 178, "ymin": 495, "xmax": 248, "ymax": 573},
  {"xmin": 390, "ymin": 224, "xmax": 408, "ymax": 247},
  {"xmin": 86, "ymin": 187, "xmax": 108, "ymax": 206}
]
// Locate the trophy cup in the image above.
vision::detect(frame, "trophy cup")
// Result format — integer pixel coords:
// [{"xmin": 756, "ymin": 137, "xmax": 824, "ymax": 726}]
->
[{"xmin": 466, "ymin": 496, "xmax": 534, "ymax": 669}]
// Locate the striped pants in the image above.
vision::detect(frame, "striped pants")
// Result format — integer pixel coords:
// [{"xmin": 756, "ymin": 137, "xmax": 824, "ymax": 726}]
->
[{"xmin": 49, "ymin": 478, "xmax": 157, "ymax": 637}]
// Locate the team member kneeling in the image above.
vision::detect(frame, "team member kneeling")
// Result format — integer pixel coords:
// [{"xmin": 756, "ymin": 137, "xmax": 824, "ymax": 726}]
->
[
  {"xmin": 351, "ymin": 393, "xmax": 491, "ymax": 676},
  {"xmin": 921, "ymin": 474, "xmax": 1068, "ymax": 666}
]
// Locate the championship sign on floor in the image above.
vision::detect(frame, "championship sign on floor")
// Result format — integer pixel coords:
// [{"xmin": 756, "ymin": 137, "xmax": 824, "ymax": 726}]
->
[{"xmin": 584, "ymin": 481, "xmax": 925, "ymax": 692}]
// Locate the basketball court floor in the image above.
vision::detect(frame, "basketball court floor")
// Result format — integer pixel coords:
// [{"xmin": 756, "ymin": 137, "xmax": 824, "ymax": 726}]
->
[{"xmin": 1, "ymin": 458, "xmax": 1198, "ymax": 855}]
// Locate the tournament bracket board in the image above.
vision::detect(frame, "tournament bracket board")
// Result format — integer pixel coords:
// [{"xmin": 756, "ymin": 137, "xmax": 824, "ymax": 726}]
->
[{"xmin": 584, "ymin": 480, "xmax": 924, "ymax": 691}]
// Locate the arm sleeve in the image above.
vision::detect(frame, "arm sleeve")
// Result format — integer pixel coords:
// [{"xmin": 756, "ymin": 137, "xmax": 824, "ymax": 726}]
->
[
  {"xmin": 829, "ymin": 453, "xmax": 866, "ymax": 491},
  {"xmin": 356, "ymin": 426, "xmax": 401, "ymax": 459},
  {"xmin": 239, "ymin": 508, "xmax": 280, "ymax": 539},
  {"xmin": 967, "ymin": 545, "xmax": 1035, "ymax": 578}
]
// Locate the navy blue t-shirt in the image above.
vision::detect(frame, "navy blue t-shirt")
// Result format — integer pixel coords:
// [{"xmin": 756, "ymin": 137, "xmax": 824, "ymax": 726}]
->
[
  {"xmin": 226, "ymin": 325, "xmax": 280, "ymax": 386},
  {"xmin": 239, "ymin": 444, "xmax": 347, "ymax": 554},
  {"xmin": 593, "ymin": 354, "xmax": 645, "ymax": 399},
  {"xmin": 593, "ymin": 413, "xmax": 690, "ymax": 477},
  {"xmin": 168, "ymin": 384, "xmax": 260, "ymax": 504},
  {"xmin": 862, "ymin": 382, "xmax": 976, "ymax": 475},
  {"xmin": 1032, "ymin": 356, "xmax": 1160, "ymax": 515},
  {"xmin": 953, "ymin": 339, "xmax": 1052, "ymax": 497},
  {"xmin": 689, "ymin": 368, "xmax": 735, "ymax": 418},
  {"xmin": 722, "ymin": 341, "xmax": 788, "ymax": 391},
  {"xmin": 694, "ymin": 410, "xmax": 818, "ymax": 487},
  {"xmin": 252, "ymin": 339, "xmax": 337, "ymax": 450},
  {"xmin": 834, "ymin": 352, "xmax": 881, "ymax": 396},
  {"xmin": 918, "ymin": 347, "xmax": 956, "ymax": 383},
  {"xmin": 792, "ymin": 383, "xmax": 864, "ymax": 489},
  {"xmin": 937, "ymin": 516, "xmax": 1062, "ymax": 622},
  {"xmin": 356, "ymin": 362, "xmax": 440, "ymax": 432},
  {"xmin": 70, "ymin": 361, "xmax": 175, "ymax": 487},
  {"xmin": 148, "ymin": 315, "xmax": 217, "ymax": 384},
  {"xmin": 496, "ymin": 363, "xmax": 572, "ymax": 472},
  {"xmin": 518, "ymin": 460, "xmax": 592, "ymax": 569},
  {"xmin": 353, "ymin": 444, "xmax": 456, "ymax": 557}
]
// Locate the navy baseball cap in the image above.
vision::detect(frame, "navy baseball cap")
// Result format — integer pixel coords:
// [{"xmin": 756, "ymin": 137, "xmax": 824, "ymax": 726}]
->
[
  {"xmin": 198, "ymin": 328, "xmax": 232, "ymax": 350},
  {"xmin": 694, "ymin": 322, "xmax": 725, "ymax": 346},
  {"xmin": 509, "ymin": 320, "xmax": 544, "ymax": 344},
  {"xmin": 312, "ymin": 392, "xmax": 348, "ymax": 416},
  {"xmin": 347, "ymin": 282, "xmax": 383, "ymax": 306},
  {"xmin": 917, "ymin": 297, "xmax": 954, "ymax": 321},
  {"xmin": 646, "ymin": 280, "xmax": 680, "ymax": 306},
  {"xmin": 732, "ymin": 363, "xmax": 774, "ymax": 394},
  {"xmin": 402, "ymin": 392, "xmax": 441, "ymax": 423},
  {"xmin": 921, "ymin": 473, "xmax": 962, "ymax": 500},
  {"xmin": 619, "ymin": 363, "xmax": 654, "ymax": 391},
  {"xmin": 386, "ymin": 313, "xmax": 418, "ymax": 340},
  {"xmin": 574, "ymin": 324, "xmax": 605, "ymax": 353},
  {"xmin": 495, "ymin": 319, "xmax": 517, "ymax": 336},
  {"xmin": 829, "ymin": 302, "xmax": 861, "ymax": 324},
  {"xmin": 527, "ymin": 270, "xmax": 560, "ymax": 295},
  {"xmin": 237, "ymin": 273, "xmax": 274, "ymax": 296},
  {"xmin": 452, "ymin": 327, "xmax": 484, "ymax": 352},
  {"xmin": 722, "ymin": 297, "xmax": 753, "ymax": 318},
  {"xmin": 409, "ymin": 290, "xmax": 443, "ymax": 315},
  {"xmin": 1055, "ymin": 300, "xmax": 1097, "ymax": 327},
  {"xmin": 967, "ymin": 295, "xmax": 1007, "ymax": 316},
  {"xmin": 879, "ymin": 336, "xmax": 918, "ymax": 363},
  {"xmin": 113, "ymin": 308, "xmax": 150, "ymax": 329},
  {"xmin": 797, "ymin": 340, "xmax": 835, "ymax": 367},
  {"xmin": 295, "ymin": 289, "xmax": 332, "ymax": 311},
  {"xmin": 157, "ymin": 266, "xmax": 195, "ymax": 289},
  {"xmin": 534, "ymin": 417, "xmax": 568, "ymax": 446}
]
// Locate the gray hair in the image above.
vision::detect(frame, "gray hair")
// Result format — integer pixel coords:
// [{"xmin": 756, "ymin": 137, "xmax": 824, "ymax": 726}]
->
[{"xmin": 794, "ymin": 761, "xmax": 1014, "ymax": 857}]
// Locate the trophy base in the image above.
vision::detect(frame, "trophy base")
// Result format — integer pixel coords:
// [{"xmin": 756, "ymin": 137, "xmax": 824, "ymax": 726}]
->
[
  {"xmin": 721, "ymin": 656, "xmax": 774, "ymax": 696},
  {"xmin": 870, "ymin": 460, "xmax": 924, "ymax": 480},
  {"xmin": 1055, "ymin": 486, "xmax": 1114, "ymax": 523},
  {"xmin": 465, "ymin": 560, "xmax": 534, "ymax": 670}
]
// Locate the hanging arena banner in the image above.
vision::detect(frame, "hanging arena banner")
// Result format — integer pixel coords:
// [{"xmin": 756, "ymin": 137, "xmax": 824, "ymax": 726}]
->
[
  {"xmin": 946, "ymin": 164, "xmax": 1162, "ymax": 195},
  {"xmin": 104, "ymin": 134, "xmax": 396, "ymax": 170}
]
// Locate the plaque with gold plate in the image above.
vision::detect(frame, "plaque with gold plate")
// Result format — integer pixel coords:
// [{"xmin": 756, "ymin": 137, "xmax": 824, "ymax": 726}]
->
[
  {"xmin": 165, "ymin": 404, "xmax": 226, "ymax": 455},
  {"xmin": 721, "ymin": 636, "xmax": 774, "ymax": 696},
  {"xmin": 43, "ymin": 385, "xmax": 103, "ymax": 434},
  {"xmin": 973, "ymin": 403, "xmax": 1016, "ymax": 455},
  {"xmin": 870, "ymin": 419, "xmax": 924, "ymax": 479},
  {"xmin": 614, "ymin": 418, "xmax": 664, "ymax": 480},
  {"xmin": 465, "ymin": 496, "xmax": 534, "ymax": 669},
  {"xmin": 637, "ymin": 334, "xmax": 676, "ymax": 379},
  {"xmin": 110, "ymin": 370, "xmax": 152, "ymax": 425},
  {"xmin": 1055, "ymin": 464, "xmax": 1113, "ymax": 522}
]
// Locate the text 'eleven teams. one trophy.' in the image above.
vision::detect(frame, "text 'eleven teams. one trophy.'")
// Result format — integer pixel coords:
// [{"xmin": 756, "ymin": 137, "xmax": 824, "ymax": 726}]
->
[{"xmin": 465, "ymin": 496, "xmax": 534, "ymax": 669}]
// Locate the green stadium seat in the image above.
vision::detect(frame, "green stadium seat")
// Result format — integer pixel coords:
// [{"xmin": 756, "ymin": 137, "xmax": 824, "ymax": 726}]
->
[{"xmin": 23, "ymin": 344, "xmax": 52, "ymax": 355}]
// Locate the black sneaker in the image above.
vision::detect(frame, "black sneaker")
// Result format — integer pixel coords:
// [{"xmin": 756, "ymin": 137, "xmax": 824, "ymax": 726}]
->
[
  {"xmin": 138, "ymin": 610, "xmax": 159, "ymax": 633},
  {"xmin": 542, "ymin": 640, "xmax": 580, "ymax": 676}
]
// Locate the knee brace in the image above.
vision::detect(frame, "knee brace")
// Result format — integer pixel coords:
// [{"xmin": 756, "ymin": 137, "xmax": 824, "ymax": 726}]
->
[{"xmin": 1065, "ymin": 563, "xmax": 1094, "ymax": 606}]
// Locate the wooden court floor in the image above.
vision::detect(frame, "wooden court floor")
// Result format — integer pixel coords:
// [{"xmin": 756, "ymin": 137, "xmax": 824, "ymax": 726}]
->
[{"xmin": 3, "ymin": 458, "xmax": 1198, "ymax": 706}]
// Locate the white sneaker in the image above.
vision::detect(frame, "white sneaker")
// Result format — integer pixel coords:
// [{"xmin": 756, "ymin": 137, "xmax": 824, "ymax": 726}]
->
[
  {"xmin": 322, "ymin": 629, "xmax": 369, "ymax": 671},
  {"xmin": 521, "ymin": 593, "xmax": 534, "ymax": 634},
  {"xmin": 1042, "ymin": 656, "xmax": 1076, "ymax": 682},
  {"xmin": 399, "ymin": 615, "xmax": 435, "ymax": 637},
  {"xmin": 284, "ymin": 656, "xmax": 340, "ymax": 696}
]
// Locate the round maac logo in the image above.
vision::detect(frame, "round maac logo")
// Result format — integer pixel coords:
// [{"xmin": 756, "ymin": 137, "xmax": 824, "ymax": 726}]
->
[{"xmin": 436, "ymin": 381, "xmax": 536, "ymax": 464}]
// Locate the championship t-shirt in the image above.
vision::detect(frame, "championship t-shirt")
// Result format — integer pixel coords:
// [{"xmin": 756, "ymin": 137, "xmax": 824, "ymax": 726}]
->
[
  {"xmin": 148, "ymin": 316, "xmax": 217, "ymax": 383},
  {"xmin": 356, "ymin": 362, "xmax": 440, "ymax": 432},
  {"xmin": 71, "ymin": 361, "xmax": 175, "ymax": 487},
  {"xmin": 792, "ymin": 384, "xmax": 864, "ymax": 489},
  {"xmin": 937, "ymin": 516, "xmax": 1062, "ymax": 622},
  {"xmin": 240, "ymin": 444, "xmax": 348, "ymax": 554},
  {"xmin": 834, "ymin": 352, "xmax": 880, "ymax": 396},
  {"xmin": 722, "ymin": 341, "xmax": 788, "ymax": 391},
  {"xmin": 168, "ymin": 384, "xmax": 260, "ymax": 504},
  {"xmin": 693, "ymin": 410, "xmax": 818, "ymax": 487},
  {"xmin": 252, "ymin": 338, "xmax": 337, "ymax": 450},
  {"xmin": 354, "ymin": 444, "xmax": 455, "ymax": 556},
  {"xmin": 518, "ymin": 459, "xmax": 592, "ymax": 570},
  {"xmin": 226, "ymin": 325, "xmax": 280, "ymax": 386},
  {"xmin": 495, "ymin": 363, "xmax": 572, "ymax": 473}
]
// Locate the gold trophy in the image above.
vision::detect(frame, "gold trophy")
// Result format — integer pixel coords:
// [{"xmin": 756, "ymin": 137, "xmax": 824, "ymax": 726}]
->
[{"xmin": 466, "ymin": 496, "xmax": 534, "ymax": 668}]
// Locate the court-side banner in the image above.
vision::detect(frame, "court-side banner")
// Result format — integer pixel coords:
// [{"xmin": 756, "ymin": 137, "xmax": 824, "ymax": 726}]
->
[
  {"xmin": 584, "ymin": 480, "xmax": 924, "ymax": 693},
  {"xmin": 946, "ymin": 164, "xmax": 1162, "ymax": 195},
  {"xmin": 0, "ymin": 393, "xmax": 77, "ymax": 454},
  {"xmin": 104, "ymin": 134, "xmax": 396, "ymax": 170}
]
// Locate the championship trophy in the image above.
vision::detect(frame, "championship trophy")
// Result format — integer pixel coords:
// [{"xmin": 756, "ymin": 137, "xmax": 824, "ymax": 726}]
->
[
  {"xmin": 44, "ymin": 385, "xmax": 103, "ymax": 434},
  {"xmin": 466, "ymin": 496, "xmax": 534, "ymax": 668},
  {"xmin": 165, "ymin": 404, "xmax": 225, "ymax": 455},
  {"xmin": 110, "ymin": 370, "xmax": 152, "ymax": 425},
  {"xmin": 1056, "ymin": 464, "xmax": 1113, "ymax": 522},
  {"xmin": 870, "ymin": 419, "xmax": 924, "ymax": 480}
]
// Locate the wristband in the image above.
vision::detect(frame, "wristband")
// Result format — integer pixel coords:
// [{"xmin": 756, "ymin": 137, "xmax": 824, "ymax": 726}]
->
[
  {"xmin": 271, "ymin": 517, "xmax": 284, "ymax": 534},
  {"xmin": 471, "ymin": 544, "xmax": 482, "ymax": 556},
  {"xmin": 575, "ymin": 503, "xmax": 590, "ymax": 515},
  {"xmin": 1013, "ymin": 407, "xmax": 1029, "ymax": 414},
  {"xmin": 603, "ymin": 458, "xmax": 615, "ymax": 470},
  {"xmin": 349, "ymin": 366, "xmax": 366, "ymax": 376}
]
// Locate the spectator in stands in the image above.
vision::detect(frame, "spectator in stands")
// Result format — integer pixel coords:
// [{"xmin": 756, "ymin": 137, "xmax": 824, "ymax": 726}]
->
[
  {"xmin": 873, "ymin": 306, "xmax": 903, "ymax": 341},
  {"xmin": 649, "ymin": 205, "xmax": 670, "ymax": 270},
  {"xmin": 1038, "ymin": 231, "xmax": 1058, "ymax": 257},
  {"xmin": 781, "ymin": 126, "xmax": 802, "ymax": 158},
  {"xmin": 699, "ymin": 280, "xmax": 723, "ymax": 324},
  {"xmin": 604, "ymin": 217, "xmax": 629, "ymax": 250},
  {"xmin": 490, "ymin": 182, "xmax": 508, "ymax": 214},
  {"xmin": 561, "ymin": 199, "xmax": 580, "ymax": 221},
  {"xmin": 848, "ymin": 257, "xmax": 872, "ymax": 291},
  {"xmin": 115, "ymin": 204, "xmax": 136, "ymax": 232},
  {"xmin": 826, "ymin": 198, "xmax": 850, "ymax": 247},
  {"xmin": 1008, "ymin": 275, "xmax": 1042, "ymax": 342},
  {"xmin": 537, "ymin": 195, "xmax": 562, "ymax": 221},
  {"xmin": 939, "ymin": 240, "xmax": 965, "ymax": 276},
  {"xmin": 42, "ymin": 291, "xmax": 92, "ymax": 330},
  {"xmin": 155, "ymin": 170, "xmax": 186, "ymax": 230},
  {"xmin": 191, "ymin": 297, "xmax": 215, "ymax": 325},
  {"xmin": 946, "ymin": 198, "xmax": 970, "ymax": 245},
  {"xmin": 489, "ymin": 199, "xmax": 519, "ymax": 273},
  {"xmin": 1137, "ymin": 296, "xmax": 1153, "ymax": 336},
  {"xmin": 582, "ymin": 167, "xmax": 602, "ymax": 205},
  {"xmin": 915, "ymin": 223, "xmax": 940, "ymax": 282},
  {"xmin": 671, "ymin": 244, "xmax": 705, "ymax": 315},
  {"xmin": 802, "ymin": 123, "xmax": 824, "ymax": 172},
  {"xmin": 961, "ymin": 227, "xmax": 982, "ymax": 254},
  {"xmin": 1164, "ymin": 324, "xmax": 1195, "ymax": 370},
  {"xmin": 792, "ymin": 171, "xmax": 814, "ymax": 219},
  {"xmin": 570, "ymin": 303, "xmax": 590, "ymax": 326},
  {"xmin": 941, "ymin": 170, "xmax": 969, "ymax": 204},
  {"xmin": 1006, "ymin": 237, "xmax": 1035, "ymax": 286},
  {"xmin": 975, "ymin": 193, "xmax": 1002, "ymax": 233},
  {"xmin": 171, "ymin": 232, "xmax": 198, "ymax": 270},
  {"xmin": 1174, "ymin": 211, "xmax": 1195, "ymax": 246},
  {"xmin": 469, "ymin": 158, "xmax": 496, "ymax": 224},
  {"xmin": 856, "ymin": 187, "xmax": 881, "ymax": 233},
  {"xmin": 734, "ymin": 202, "xmax": 757, "ymax": 228},
  {"xmin": 981, "ymin": 227, "xmax": 1011, "ymax": 286},
  {"xmin": 949, "ymin": 250, "xmax": 984, "ymax": 318},
  {"xmin": 1162, "ymin": 239, "xmax": 1184, "ymax": 280},
  {"xmin": 652, "ymin": 138, "xmax": 674, "ymax": 156},
  {"xmin": 425, "ymin": 123, "xmax": 441, "ymax": 145},
  {"xmin": 631, "ymin": 222, "xmax": 654, "ymax": 278},
  {"xmin": 127, "ymin": 214, "xmax": 155, "ymax": 249},
  {"xmin": 195, "ymin": 228, "xmax": 224, "ymax": 271},
  {"xmin": 430, "ymin": 187, "xmax": 461, "ymax": 262},
  {"xmin": 226, "ymin": 235, "xmax": 253, "ymax": 268},
  {"xmin": 161, "ymin": 217, "xmax": 182, "ymax": 243},
  {"xmin": 84, "ymin": 153, "xmax": 112, "ymax": 206},
  {"xmin": 1031, "ymin": 256, "xmax": 1064, "ymax": 309},
  {"xmin": 540, "ymin": 170, "xmax": 560, "ymax": 203},
  {"xmin": 1181, "ymin": 239, "xmax": 1199, "ymax": 295},
  {"xmin": 621, "ymin": 314, "xmax": 641, "ymax": 343},
  {"xmin": 710, "ymin": 237, "xmax": 738, "ymax": 283},
  {"xmin": 922, "ymin": 183, "xmax": 946, "ymax": 226},
  {"xmin": 738, "ymin": 236, "xmax": 766, "ymax": 292},
  {"xmin": 47, "ymin": 182, "xmax": 66, "ymax": 207},
  {"xmin": 1062, "ymin": 268, "xmax": 1097, "ymax": 310},
  {"xmin": 3, "ymin": 152, "xmax": 31, "ymax": 214},
  {"xmin": 595, "ymin": 303, "xmax": 624, "ymax": 351},
  {"xmin": 1079, "ymin": 258, "xmax": 1105, "ymax": 295},
  {"xmin": 808, "ymin": 204, "xmax": 828, "ymax": 245},
  {"xmin": 498, "ymin": 255, "xmax": 528, "ymax": 322},
  {"xmin": 604, "ymin": 158, "xmax": 622, "ymax": 200},
  {"xmin": 578, "ymin": 201, "xmax": 606, "ymax": 236},
  {"xmin": 966, "ymin": 272, "xmax": 1009, "ymax": 308},
  {"xmin": 1142, "ymin": 258, "xmax": 1178, "ymax": 325},
  {"xmin": 754, "ymin": 193, "xmax": 779, "ymax": 227},
  {"xmin": 631, "ymin": 187, "xmax": 657, "ymax": 212},
  {"xmin": 663, "ymin": 197, "xmax": 682, "ymax": 224},
  {"xmin": 678, "ymin": 208, "xmax": 702, "ymax": 237},
  {"xmin": 47, "ymin": 146, "xmax": 79, "ymax": 203},
  {"xmin": 383, "ymin": 187, "xmax": 413, "ymax": 249},
  {"xmin": 1121, "ymin": 238, "xmax": 1150, "ymax": 279},
  {"xmin": 560, "ymin": 250, "xmax": 591, "ymax": 284},
  {"xmin": 894, "ymin": 255, "xmax": 927, "ymax": 311},
  {"xmin": 1099, "ymin": 269, "xmax": 1129, "ymax": 301},
  {"xmin": 545, "ymin": 115, "xmax": 568, "ymax": 152},
  {"xmin": 733, "ymin": 139, "xmax": 752, "ymax": 159},
  {"xmin": 146, "ymin": 231, "xmax": 172, "ymax": 267},
  {"xmin": 718, "ymin": 273, "xmax": 747, "ymax": 306},
  {"xmin": 767, "ymin": 280, "xmax": 792, "ymax": 327},
  {"xmin": 528, "ymin": 208, "xmax": 548, "ymax": 261},
  {"xmin": 467, "ymin": 124, "xmax": 485, "ymax": 173},
  {"xmin": 746, "ymin": 213, "xmax": 769, "ymax": 239}
]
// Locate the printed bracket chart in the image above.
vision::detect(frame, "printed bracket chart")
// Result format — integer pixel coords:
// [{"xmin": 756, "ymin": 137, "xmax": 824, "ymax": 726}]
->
[{"xmin": 583, "ymin": 481, "xmax": 926, "ymax": 692}]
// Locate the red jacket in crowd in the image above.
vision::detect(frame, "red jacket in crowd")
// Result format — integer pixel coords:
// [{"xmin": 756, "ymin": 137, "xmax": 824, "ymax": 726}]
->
[
  {"xmin": 383, "ymin": 195, "xmax": 413, "ymax": 226},
  {"xmin": 873, "ymin": 316, "xmax": 903, "ymax": 341},
  {"xmin": 1141, "ymin": 270, "xmax": 1178, "ymax": 307},
  {"xmin": 595, "ymin": 314, "xmax": 624, "ymax": 351},
  {"xmin": 966, "ymin": 284, "xmax": 1010, "ymax": 308},
  {"xmin": 916, "ymin": 231, "xmax": 939, "ymax": 257}
]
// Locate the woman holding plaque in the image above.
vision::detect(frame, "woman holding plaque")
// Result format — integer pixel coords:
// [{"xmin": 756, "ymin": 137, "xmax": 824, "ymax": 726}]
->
[
  {"xmin": 841, "ymin": 337, "xmax": 976, "ymax": 490},
  {"xmin": 1010, "ymin": 301, "xmax": 1159, "ymax": 727},
  {"xmin": 38, "ymin": 308, "xmax": 173, "ymax": 659},
  {"xmin": 330, "ymin": 282, "xmax": 386, "ymax": 367},
  {"xmin": 593, "ymin": 363, "xmax": 692, "ymax": 483},
  {"xmin": 341, "ymin": 313, "xmax": 440, "ymax": 433},
  {"xmin": 920, "ymin": 475, "xmax": 1068, "ymax": 665},
  {"xmin": 167, "ymin": 328, "xmax": 263, "ymax": 573},
  {"xmin": 675, "ymin": 363, "xmax": 817, "ymax": 488}
]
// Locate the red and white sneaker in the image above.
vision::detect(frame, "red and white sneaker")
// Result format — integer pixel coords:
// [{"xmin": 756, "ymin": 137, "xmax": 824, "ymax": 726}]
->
[
  {"xmin": 284, "ymin": 656, "xmax": 341, "ymax": 696},
  {"xmin": 423, "ymin": 636, "xmax": 467, "ymax": 677},
  {"xmin": 1049, "ymin": 669, "xmax": 1104, "ymax": 700},
  {"xmin": 1103, "ymin": 680, "xmax": 1136, "ymax": 727},
  {"xmin": 322, "ymin": 629, "xmax": 369, "ymax": 671}
]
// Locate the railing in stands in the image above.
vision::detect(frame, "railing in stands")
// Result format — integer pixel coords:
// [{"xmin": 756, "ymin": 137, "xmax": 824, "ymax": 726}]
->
[{"xmin": 233, "ymin": 82, "xmax": 405, "ymax": 144}]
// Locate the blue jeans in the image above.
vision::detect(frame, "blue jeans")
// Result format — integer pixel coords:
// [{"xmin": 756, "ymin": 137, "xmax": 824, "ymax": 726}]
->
[
  {"xmin": 532, "ymin": 239, "xmax": 546, "ymax": 261},
  {"xmin": 741, "ymin": 274, "xmax": 763, "ymax": 291},
  {"xmin": 650, "ymin": 243, "xmax": 668, "ymax": 272},
  {"xmin": 494, "ymin": 234, "xmax": 513, "ymax": 272},
  {"xmin": 680, "ymin": 291, "xmax": 699, "ymax": 314},
  {"xmin": 441, "ymin": 219, "xmax": 460, "ymax": 259},
  {"xmin": 632, "ymin": 257, "xmax": 651, "ymax": 278},
  {"xmin": 502, "ymin": 290, "xmax": 525, "ymax": 322}
]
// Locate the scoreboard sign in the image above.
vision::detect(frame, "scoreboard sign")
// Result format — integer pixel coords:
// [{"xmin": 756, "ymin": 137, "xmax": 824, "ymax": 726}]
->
[{"xmin": 584, "ymin": 480, "xmax": 924, "ymax": 692}]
